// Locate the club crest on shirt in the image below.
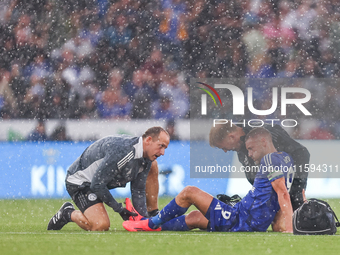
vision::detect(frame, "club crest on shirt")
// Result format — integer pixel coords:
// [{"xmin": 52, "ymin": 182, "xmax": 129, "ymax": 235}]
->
[{"xmin": 88, "ymin": 193, "xmax": 97, "ymax": 201}]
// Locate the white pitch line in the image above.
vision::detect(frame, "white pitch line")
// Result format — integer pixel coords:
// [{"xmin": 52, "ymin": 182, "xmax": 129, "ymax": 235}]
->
[
  {"xmin": 0, "ymin": 232, "xmax": 282, "ymax": 236},
  {"xmin": 0, "ymin": 232, "xmax": 338, "ymax": 237}
]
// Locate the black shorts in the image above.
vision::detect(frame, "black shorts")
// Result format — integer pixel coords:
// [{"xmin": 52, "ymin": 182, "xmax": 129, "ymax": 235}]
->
[{"xmin": 66, "ymin": 183, "xmax": 103, "ymax": 213}]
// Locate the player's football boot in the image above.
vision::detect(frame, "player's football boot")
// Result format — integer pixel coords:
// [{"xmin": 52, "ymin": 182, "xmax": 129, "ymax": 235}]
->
[
  {"xmin": 229, "ymin": 195, "xmax": 242, "ymax": 207},
  {"xmin": 217, "ymin": 194, "xmax": 242, "ymax": 207},
  {"xmin": 124, "ymin": 198, "xmax": 144, "ymax": 221},
  {"xmin": 47, "ymin": 202, "xmax": 75, "ymax": 230},
  {"xmin": 122, "ymin": 219, "xmax": 161, "ymax": 232}
]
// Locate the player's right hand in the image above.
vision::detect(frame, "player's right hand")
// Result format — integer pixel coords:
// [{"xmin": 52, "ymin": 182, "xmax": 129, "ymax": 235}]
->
[{"xmin": 119, "ymin": 208, "xmax": 138, "ymax": 221}]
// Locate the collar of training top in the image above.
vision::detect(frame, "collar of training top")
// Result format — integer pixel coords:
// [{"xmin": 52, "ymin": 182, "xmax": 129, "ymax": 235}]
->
[{"xmin": 133, "ymin": 137, "xmax": 143, "ymax": 159}]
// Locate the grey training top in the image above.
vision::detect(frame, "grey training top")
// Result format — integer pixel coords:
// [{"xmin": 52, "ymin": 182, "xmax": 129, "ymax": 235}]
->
[{"xmin": 66, "ymin": 135, "xmax": 152, "ymax": 216}]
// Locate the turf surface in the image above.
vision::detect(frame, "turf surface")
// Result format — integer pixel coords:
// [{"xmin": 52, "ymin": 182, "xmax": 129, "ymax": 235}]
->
[{"xmin": 1, "ymin": 198, "xmax": 340, "ymax": 255}]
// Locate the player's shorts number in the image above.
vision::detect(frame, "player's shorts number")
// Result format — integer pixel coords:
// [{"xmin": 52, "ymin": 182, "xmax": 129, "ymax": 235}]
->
[{"xmin": 222, "ymin": 209, "xmax": 231, "ymax": 220}]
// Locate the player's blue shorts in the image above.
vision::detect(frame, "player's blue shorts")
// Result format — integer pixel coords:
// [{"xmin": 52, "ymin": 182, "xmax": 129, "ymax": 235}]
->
[{"xmin": 205, "ymin": 198, "xmax": 253, "ymax": 232}]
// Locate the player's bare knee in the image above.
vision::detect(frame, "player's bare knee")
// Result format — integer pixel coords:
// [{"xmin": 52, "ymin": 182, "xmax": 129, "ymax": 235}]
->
[
  {"xmin": 186, "ymin": 210, "xmax": 202, "ymax": 224},
  {"xmin": 179, "ymin": 186, "xmax": 196, "ymax": 199},
  {"xmin": 186, "ymin": 210, "xmax": 207, "ymax": 229},
  {"xmin": 188, "ymin": 210, "xmax": 202, "ymax": 217},
  {"xmin": 177, "ymin": 186, "xmax": 198, "ymax": 204},
  {"xmin": 87, "ymin": 217, "xmax": 110, "ymax": 231},
  {"xmin": 91, "ymin": 220, "xmax": 110, "ymax": 231}
]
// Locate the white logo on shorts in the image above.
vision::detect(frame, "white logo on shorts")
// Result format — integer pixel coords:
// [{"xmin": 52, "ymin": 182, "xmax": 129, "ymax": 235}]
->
[
  {"xmin": 88, "ymin": 193, "xmax": 97, "ymax": 201},
  {"xmin": 214, "ymin": 202, "xmax": 222, "ymax": 210}
]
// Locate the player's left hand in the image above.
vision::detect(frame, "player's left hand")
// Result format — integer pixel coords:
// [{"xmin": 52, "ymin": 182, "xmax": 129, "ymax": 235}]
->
[{"xmin": 119, "ymin": 208, "xmax": 138, "ymax": 221}]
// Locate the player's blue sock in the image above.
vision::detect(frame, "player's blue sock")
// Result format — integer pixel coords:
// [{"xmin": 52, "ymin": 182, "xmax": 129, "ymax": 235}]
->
[
  {"xmin": 160, "ymin": 215, "xmax": 190, "ymax": 231},
  {"xmin": 148, "ymin": 199, "xmax": 188, "ymax": 229}
]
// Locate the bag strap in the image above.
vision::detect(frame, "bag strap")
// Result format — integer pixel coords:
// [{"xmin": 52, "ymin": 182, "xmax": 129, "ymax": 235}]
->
[{"xmin": 332, "ymin": 210, "xmax": 340, "ymax": 227}]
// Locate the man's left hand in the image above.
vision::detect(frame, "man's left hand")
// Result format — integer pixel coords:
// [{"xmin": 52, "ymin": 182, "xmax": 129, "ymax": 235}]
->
[{"xmin": 119, "ymin": 208, "xmax": 138, "ymax": 221}]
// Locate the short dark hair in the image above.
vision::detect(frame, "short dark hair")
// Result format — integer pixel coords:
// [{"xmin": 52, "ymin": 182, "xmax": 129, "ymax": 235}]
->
[
  {"xmin": 245, "ymin": 127, "xmax": 272, "ymax": 142},
  {"xmin": 142, "ymin": 126, "xmax": 169, "ymax": 140},
  {"xmin": 209, "ymin": 123, "xmax": 238, "ymax": 147}
]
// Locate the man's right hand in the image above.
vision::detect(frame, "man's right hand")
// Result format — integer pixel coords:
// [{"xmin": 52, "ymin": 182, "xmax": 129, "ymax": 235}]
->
[{"xmin": 119, "ymin": 208, "xmax": 138, "ymax": 221}]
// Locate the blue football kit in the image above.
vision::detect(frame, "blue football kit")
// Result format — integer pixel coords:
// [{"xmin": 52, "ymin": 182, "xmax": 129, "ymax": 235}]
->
[{"xmin": 206, "ymin": 152, "xmax": 294, "ymax": 232}]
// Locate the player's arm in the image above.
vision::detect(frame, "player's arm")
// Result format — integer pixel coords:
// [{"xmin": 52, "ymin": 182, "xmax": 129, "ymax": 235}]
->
[
  {"xmin": 130, "ymin": 166, "xmax": 150, "ymax": 217},
  {"xmin": 271, "ymin": 177, "xmax": 293, "ymax": 233},
  {"xmin": 145, "ymin": 160, "xmax": 159, "ymax": 216},
  {"xmin": 91, "ymin": 156, "xmax": 138, "ymax": 220},
  {"xmin": 90, "ymin": 156, "xmax": 123, "ymax": 212},
  {"xmin": 302, "ymin": 189, "xmax": 307, "ymax": 202}
]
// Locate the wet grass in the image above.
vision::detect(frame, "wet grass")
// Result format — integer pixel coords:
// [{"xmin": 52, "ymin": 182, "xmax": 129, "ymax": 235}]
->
[{"xmin": 1, "ymin": 198, "xmax": 340, "ymax": 255}]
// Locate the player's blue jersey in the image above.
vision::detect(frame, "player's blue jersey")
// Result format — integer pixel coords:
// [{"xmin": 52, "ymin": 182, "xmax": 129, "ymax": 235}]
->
[
  {"xmin": 235, "ymin": 152, "xmax": 294, "ymax": 231},
  {"xmin": 206, "ymin": 151, "xmax": 294, "ymax": 232}
]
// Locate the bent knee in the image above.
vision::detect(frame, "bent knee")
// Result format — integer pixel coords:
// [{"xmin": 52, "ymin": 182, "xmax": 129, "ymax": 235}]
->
[
  {"xmin": 177, "ymin": 186, "xmax": 200, "ymax": 204},
  {"xmin": 181, "ymin": 186, "xmax": 199, "ymax": 196},
  {"xmin": 187, "ymin": 210, "xmax": 204, "ymax": 220},
  {"xmin": 183, "ymin": 186, "xmax": 199, "ymax": 193},
  {"xmin": 90, "ymin": 220, "xmax": 110, "ymax": 231},
  {"xmin": 186, "ymin": 210, "xmax": 208, "ymax": 229}
]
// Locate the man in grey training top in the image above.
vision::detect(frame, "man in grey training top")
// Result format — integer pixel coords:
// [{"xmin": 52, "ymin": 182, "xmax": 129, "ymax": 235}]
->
[{"xmin": 47, "ymin": 126, "xmax": 170, "ymax": 231}]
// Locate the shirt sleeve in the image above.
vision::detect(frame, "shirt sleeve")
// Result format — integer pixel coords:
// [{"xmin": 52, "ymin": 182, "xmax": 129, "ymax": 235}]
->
[
  {"xmin": 261, "ymin": 153, "xmax": 284, "ymax": 183},
  {"xmin": 270, "ymin": 125, "xmax": 306, "ymax": 154},
  {"xmin": 90, "ymin": 154, "xmax": 123, "ymax": 212}
]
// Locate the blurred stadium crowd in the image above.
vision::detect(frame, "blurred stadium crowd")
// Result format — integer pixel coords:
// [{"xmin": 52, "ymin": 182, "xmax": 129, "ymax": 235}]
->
[{"xmin": 0, "ymin": 0, "xmax": 340, "ymax": 139}]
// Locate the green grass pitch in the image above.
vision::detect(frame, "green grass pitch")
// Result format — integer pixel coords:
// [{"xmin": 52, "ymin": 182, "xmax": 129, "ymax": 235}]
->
[{"xmin": 1, "ymin": 198, "xmax": 340, "ymax": 255}]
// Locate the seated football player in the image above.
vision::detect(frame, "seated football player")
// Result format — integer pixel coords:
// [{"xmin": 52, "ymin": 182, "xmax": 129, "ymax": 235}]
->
[
  {"xmin": 209, "ymin": 122, "xmax": 309, "ymax": 211},
  {"xmin": 123, "ymin": 127, "xmax": 294, "ymax": 233}
]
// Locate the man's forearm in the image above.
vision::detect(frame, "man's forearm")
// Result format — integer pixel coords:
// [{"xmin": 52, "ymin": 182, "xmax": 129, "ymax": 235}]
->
[
  {"xmin": 278, "ymin": 192, "xmax": 293, "ymax": 232},
  {"xmin": 272, "ymin": 177, "xmax": 293, "ymax": 233},
  {"xmin": 146, "ymin": 161, "xmax": 159, "ymax": 212},
  {"xmin": 91, "ymin": 183, "xmax": 122, "ymax": 212}
]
